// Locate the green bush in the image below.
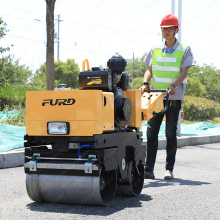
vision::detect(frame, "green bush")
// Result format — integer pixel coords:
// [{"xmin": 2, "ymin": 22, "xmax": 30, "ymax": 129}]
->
[
  {"xmin": 182, "ymin": 96, "xmax": 220, "ymax": 121},
  {"xmin": 0, "ymin": 85, "xmax": 43, "ymax": 110}
]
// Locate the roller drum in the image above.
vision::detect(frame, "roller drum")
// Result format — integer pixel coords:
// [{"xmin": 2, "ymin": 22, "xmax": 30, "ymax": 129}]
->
[
  {"xmin": 26, "ymin": 169, "xmax": 117, "ymax": 206},
  {"xmin": 117, "ymin": 162, "xmax": 144, "ymax": 196}
]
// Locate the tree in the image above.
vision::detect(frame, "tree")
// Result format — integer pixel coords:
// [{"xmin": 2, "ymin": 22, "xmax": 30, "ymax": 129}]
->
[
  {"xmin": 31, "ymin": 59, "xmax": 80, "ymax": 89},
  {"xmin": 0, "ymin": 18, "xmax": 30, "ymax": 87},
  {"xmin": 31, "ymin": 63, "xmax": 47, "ymax": 88},
  {"xmin": 125, "ymin": 53, "xmax": 148, "ymax": 85},
  {"xmin": 0, "ymin": 17, "xmax": 10, "ymax": 53},
  {"xmin": 198, "ymin": 65, "xmax": 220, "ymax": 103},
  {"xmin": 130, "ymin": 77, "xmax": 143, "ymax": 89},
  {"xmin": 0, "ymin": 55, "xmax": 32, "ymax": 86},
  {"xmin": 188, "ymin": 64, "xmax": 220, "ymax": 103},
  {"xmin": 185, "ymin": 77, "xmax": 206, "ymax": 97},
  {"xmin": 45, "ymin": 0, "xmax": 56, "ymax": 90},
  {"xmin": 54, "ymin": 59, "xmax": 80, "ymax": 89}
]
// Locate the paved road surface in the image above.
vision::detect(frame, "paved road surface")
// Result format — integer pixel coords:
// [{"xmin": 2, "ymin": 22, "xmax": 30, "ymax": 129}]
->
[{"xmin": 0, "ymin": 143, "xmax": 219, "ymax": 220}]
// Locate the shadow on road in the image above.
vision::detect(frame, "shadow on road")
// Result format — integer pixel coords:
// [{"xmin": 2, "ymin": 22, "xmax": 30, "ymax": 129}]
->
[
  {"xmin": 26, "ymin": 193, "xmax": 152, "ymax": 216},
  {"xmin": 195, "ymin": 145, "xmax": 220, "ymax": 151},
  {"xmin": 143, "ymin": 178, "xmax": 211, "ymax": 189}
]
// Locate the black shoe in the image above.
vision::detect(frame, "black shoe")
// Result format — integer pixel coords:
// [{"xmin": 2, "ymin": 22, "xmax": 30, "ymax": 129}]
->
[{"xmin": 144, "ymin": 169, "xmax": 155, "ymax": 179}]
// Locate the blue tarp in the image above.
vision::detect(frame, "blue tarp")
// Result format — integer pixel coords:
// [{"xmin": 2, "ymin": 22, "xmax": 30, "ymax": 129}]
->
[
  {"xmin": 142, "ymin": 121, "xmax": 220, "ymax": 139},
  {"xmin": 0, "ymin": 109, "xmax": 20, "ymax": 120},
  {"xmin": 0, "ymin": 121, "xmax": 220, "ymax": 152},
  {"xmin": 0, "ymin": 124, "xmax": 25, "ymax": 152}
]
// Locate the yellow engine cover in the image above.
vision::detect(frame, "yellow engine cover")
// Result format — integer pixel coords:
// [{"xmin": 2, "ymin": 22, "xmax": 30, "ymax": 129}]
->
[{"xmin": 26, "ymin": 90, "xmax": 114, "ymax": 136}]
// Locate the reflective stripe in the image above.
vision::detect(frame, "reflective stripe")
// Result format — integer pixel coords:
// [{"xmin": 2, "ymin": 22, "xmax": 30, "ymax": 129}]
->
[
  {"xmin": 153, "ymin": 76, "xmax": 174, "ymax": 83},
  {"xmin": 153, "ymin": 76, "xmax": 187, "ymax": 84},
  {"xmin": 152, "ymin": 66, "xmax": 180, "ymax": 72},
  {"xmin": 156, "ymin": 57, "xmax": 177, "ymax": 63}
]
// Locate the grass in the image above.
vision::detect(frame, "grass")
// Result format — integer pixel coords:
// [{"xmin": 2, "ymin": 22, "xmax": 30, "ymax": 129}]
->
[
  {"xmin": 0, "ymin": 85, "xmax": 43, "ymax": 111},
  {"xmin": 182, "ymin": 117, "xmax": 220, "ymax": 124}
]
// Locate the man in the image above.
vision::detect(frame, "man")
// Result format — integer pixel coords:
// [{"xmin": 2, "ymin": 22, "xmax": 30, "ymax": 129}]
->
[{"xmin": 140, "ymin": 14, "xmax": 194, "ymax": 180}]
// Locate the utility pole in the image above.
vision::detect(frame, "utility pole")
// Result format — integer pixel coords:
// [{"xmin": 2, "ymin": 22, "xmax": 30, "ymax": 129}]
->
[
  {"xmin": 57, "ymin": 14, "xmax": 60, "ymax": 61},
  {"xmin": 132, "ymin": 52, "xmax": 134, "ymax": 79},
  {"xmin": 55, "ymin": 14, "xmax": 63, "ymax": 61},
  {"xmin": 178, "ymin": 0, "xmax": 182, "ymax": 42},
  {"xmin": 171, "ymin": 0, "xmax": 182, "ymax": 137},
  {"xmin": 171, "ymin": 0, "xmax": 175, "ymax": 15},
  {"xmin": 171, "ymin": 0, "xmax": 182, "ymax": 41},
  {"xmin": 177, "ymin": 0, "xmax": 182, "ymax": 137}
]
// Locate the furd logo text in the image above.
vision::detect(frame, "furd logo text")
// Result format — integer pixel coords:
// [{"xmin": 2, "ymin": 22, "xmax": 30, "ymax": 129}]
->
[{"xmin": 42, "ymin": 98, "xmax": 76, "ymax": 106}]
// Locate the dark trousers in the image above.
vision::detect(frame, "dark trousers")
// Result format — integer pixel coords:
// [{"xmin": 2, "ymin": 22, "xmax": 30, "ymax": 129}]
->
[{"xmin": 146, "ymin": 100, "xmax": 181, "ymax": 171}]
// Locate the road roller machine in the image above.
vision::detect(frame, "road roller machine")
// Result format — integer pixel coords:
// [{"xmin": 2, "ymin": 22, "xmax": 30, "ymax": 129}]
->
[{"xmin": 24, "ymin": 54, "xmax": 164, "ymax": 205}]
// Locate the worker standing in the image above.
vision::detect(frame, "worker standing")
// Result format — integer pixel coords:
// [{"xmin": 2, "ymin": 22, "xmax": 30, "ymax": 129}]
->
[{"xmin": 141, "ymin": 14, "xmax": 194, "ymax": 180}]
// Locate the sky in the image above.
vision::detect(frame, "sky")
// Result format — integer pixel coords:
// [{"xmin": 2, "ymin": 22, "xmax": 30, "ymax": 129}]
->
[{"xmin": 1, "ymin": 0, "xmax": 220, "ymax": 74}]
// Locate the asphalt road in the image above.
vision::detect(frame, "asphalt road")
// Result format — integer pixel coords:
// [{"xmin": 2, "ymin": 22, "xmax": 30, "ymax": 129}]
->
[{"xmin": 0, "ymin": 143, "xmax": 220, "ymax": 220}]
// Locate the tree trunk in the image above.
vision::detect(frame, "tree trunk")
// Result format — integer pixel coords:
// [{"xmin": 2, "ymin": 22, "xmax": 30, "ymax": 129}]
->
[{"xmin": 45, "ymin": 0, "xmax": 56, "ymax": 90}]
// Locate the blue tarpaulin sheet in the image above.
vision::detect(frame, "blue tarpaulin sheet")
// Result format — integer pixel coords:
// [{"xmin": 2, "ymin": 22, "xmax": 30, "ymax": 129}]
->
[
  {"xmin": 0, "ymin": 124, "xmax": 25, "ymax": 152},
  {"xmin": 0, "ymin": 121, "xmax": 220, "ymax": 152},
  {"xmin": 142, "ymin": 121, "xmax": 220, "ymax": 139},
  {"xmin": 0, "ymin": 110, "xmax": 19, "ymax": 120}
]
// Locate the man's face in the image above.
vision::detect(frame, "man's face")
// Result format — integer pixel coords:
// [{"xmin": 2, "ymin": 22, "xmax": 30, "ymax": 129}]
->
[{"xmin": 161, "ymin": 27, "xmax": 179, "ymax": 40}]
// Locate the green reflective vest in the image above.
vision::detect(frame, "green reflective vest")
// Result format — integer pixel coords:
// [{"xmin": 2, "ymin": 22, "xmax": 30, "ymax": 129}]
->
[{"xmin": 152, "ymin": 43, "xmax": 187, "ymax": 89}]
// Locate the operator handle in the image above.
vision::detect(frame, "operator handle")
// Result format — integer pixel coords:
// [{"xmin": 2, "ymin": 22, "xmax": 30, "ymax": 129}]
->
[
  {"xmin": 143, "ymin": 82, "xmax": 167, "ymax": 94},
  {"xmin": 152, "ymin": 90, "xmax": 170, "ymax": 116}
]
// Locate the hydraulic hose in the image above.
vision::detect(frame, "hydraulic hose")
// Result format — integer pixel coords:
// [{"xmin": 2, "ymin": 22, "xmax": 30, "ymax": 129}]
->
[
  {"xmin": 78, "ymin": 144, "xmax": 93, "ymax": 158},
  {"xmin": 123, "ymin": 124, "xmax": 130, "ymax": 133}
]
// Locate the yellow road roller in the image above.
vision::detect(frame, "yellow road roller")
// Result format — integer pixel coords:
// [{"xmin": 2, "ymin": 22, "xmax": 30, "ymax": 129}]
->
[{"xmin": 24, "ymin": 54, "xmax": 165, "ymax": 205}]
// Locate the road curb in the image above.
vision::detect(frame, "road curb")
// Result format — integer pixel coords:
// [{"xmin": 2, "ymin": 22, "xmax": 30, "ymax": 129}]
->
[
  {"xmin": 1, "ymin": 134, "xmax": 220, "ymax": 169},
  {"xmin": 150, "ymin": 134, "xmax": 220, "ymax": 150},
  {"xmin": 0, "ymin": 148, "xmax": 24, "ymax": 169}
]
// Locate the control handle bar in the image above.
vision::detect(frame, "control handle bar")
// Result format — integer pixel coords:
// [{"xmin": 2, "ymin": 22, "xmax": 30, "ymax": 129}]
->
[{"xmin": 143, "ymin": 82, "xmax": 169, "ymax": 116}]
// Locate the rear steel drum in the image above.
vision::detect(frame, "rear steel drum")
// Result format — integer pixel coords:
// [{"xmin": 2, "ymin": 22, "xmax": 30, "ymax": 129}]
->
[{"xmin": 117, "ymin": 162, "xmax": 144, "ymax": 196}]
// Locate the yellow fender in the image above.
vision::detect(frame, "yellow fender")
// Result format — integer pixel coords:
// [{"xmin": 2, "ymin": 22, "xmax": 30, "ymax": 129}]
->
[{"xmin": 82, "ymin": 59, "xmax": 90, "ymax": 71}]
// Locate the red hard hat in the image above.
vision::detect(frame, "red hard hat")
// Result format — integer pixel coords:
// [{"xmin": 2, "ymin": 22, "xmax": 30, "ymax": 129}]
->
[{"xmin": 160, "ymin": 14, "xmax": 180, "ymax": 27}]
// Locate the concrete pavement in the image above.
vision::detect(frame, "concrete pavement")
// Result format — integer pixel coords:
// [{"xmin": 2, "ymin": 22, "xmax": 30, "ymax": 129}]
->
[{"xmin": 0, "ymin": 134, "xmax": 220, "ymax": 169}]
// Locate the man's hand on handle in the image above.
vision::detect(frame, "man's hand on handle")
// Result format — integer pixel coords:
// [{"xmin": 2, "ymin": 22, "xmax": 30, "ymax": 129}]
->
[
  {"xmin": 140, "ymin": 85, "xmax": 147, "ymax": 95},
  {"xmin": 167, "ymin": 84, "xmax": 175, "ymax": 95}
]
